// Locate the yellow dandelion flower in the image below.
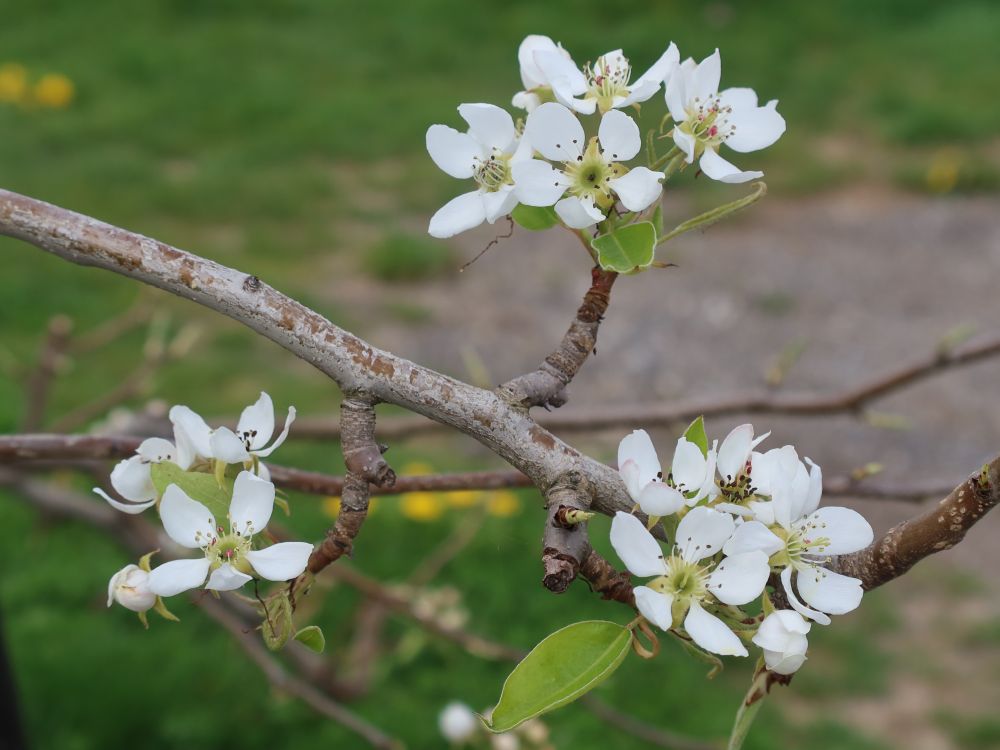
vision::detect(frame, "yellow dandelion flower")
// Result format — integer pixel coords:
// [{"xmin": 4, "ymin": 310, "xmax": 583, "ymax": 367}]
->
[
  {"xmin": 34, "ymin": 73, "xmax": 75, "ymax": 109},
  {"xmin": 401, "ymin": 491, "xmax": 445, "ymax": 522},
  {"xmin": 486, "ymin": 491, "xmax": 521, "ymax": 518},
  {"xmin": 401, "ymin": 461, "xmax": 435, "ymax": 476},
  {"xmin": 0, "ymin": 64, "xmax": 27, "ymax": 104},
  {"xmin": 446, "ymin": 490, "xmax": 482, "ymax": 508},
  {"xmin": 321, "ymin": 496, "xmax": 341, "ymax": 519},
  {"xmin": 925, "ymin": 149, "xmax": 960, "ymax": 194}
]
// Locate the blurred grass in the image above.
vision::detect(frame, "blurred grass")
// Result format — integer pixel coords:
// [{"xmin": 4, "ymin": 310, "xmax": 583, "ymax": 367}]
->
[{"xmin": 1, "ymin": 1, "xmax": 999, "ymax": 748}]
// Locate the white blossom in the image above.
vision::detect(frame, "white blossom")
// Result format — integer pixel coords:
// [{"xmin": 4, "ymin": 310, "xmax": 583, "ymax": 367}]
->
[
  {"xmin": 208, "ymin": 391, "xmax": 296, "ymax": 466},
  {"xmin": 439, "ymin": 701, "xmax": 479, "ymax": 743},
  {"xmin": 107, "ymin": 564, "xmax": 156, "ymax": 613},
  {"xmin": 147, "ymin": 471, "xmax": 313, "ymax": 597},
  {"xmin": 610, "ymin": 509, "xmax": 770, "ymax": 656},
  {"xmin": 512, "ymin": 35, "xmax": 575, "ymax": 112},
  {"xmin": 93, "ymin": 436, "xmax": 184, "ymax": 515},
  {"xmin": 665, "ymin": 49, "xmax": 785, "ymax": 183},
  {"xmin": 535, "ymin": 44, "xmax": 679, "ymax": 115},
  {"xmin": 513, "ymin": 103, "xmax": 662, "ymax": 228},
  {"xmin": 752, "ymin": 610, "xmax": 810, "ymax": 675},
  {"xmin": 426, "ymin": 103, "xmax": 533, "ymax": 238}
]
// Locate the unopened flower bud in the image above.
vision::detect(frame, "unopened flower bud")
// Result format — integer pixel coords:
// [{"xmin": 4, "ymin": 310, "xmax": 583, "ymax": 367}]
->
[
  {"xmin": 107, "ymin": 564, "xmax": 156, "ymax": 613},
  {"xmin": 439, "ymin": 701, "xmax": 479, "ymax": 743}
]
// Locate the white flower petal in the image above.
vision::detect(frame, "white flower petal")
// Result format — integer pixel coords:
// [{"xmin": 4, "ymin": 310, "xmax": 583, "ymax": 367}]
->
[
  {"xmin": 707, "ymin": 550, "xmax": 771, "ymax": 606},
  {"xmin": 797, "ymin": 506, "xmax": 874, "ymax": 556},
  {"xmin": 609, "ymin": 167, "xmax": 663, "ymax": 212},
  {"xmin": 109, "ymin": 456, "xmax": 155, "ymax": 503},
  {"xmin": 699, "ymin": 148, "xmax": 763, "ymax": 184},
  {"xmin": 518, "ymin": 35, "xmax": 560, "ymax": 89},
  {"xmin": 147, "ymin": 557, "xmax": 211, "ymax": 597},
  {"xmin": 671, "ymin": 438, "xmax": 707, "ymax": 493},
  {"xmin": 609, "ymin": 511, "xmax": 667, "ymax": 578},
  {"xmin": 534, "ymin": 50, "xmax": 587, "ymax": 95},
  {"xmin": 512, "ymin": 159, "xmax": 570, "ymax": 206},
  {"xmin": 428, "ymin": 190, "xmax": 487, "ymax": 238},
  {"xmin": 664, "ymin": 68, "xmax": 688, "ymax": 123},
  {"xmin": 205, "ymin": 563, "xmax": 253, "ymax": 591},
  {"xmin": 229, "ymin": 471, "xmax": 275, "ymax": 536},
  {"xmin": 159, "ymin": 484, "xmax": 217, "ymax": 549},
  {"xmin": 672, "ymin": 128, "xmax": 697, "ymax": 163},
  {"xmin": 723, "ymin": 520, "xmax": 784, "ymax": 557},
  {"xmin": 617, "ymin": 430, "xmax": 661, "ymax": 488},
  {"xmin": 512, "ymin": 90, "xmax": 542, "ymax": 112},
  {"xmin": 523, "ymin": 102, "xmax": 585, "ymax": 162},
  {"xmin": 136, "ymin": 437, "xmax": 176, "ymax": 464},
  {"xmin": 637, "ymin": 482, "xmax": 685, "ymax": 517},
  {"xmin": 691, "ymin": 49, "xmax": 721, "ymax": 100},
  {"xmin": 94, "ymin": 488, "xmax": 156, "ymax": 515},
  {"xmin": 802, "ymin": 458, "xmax": 823, "ymax": 516},
  {"xmin": 254, "ymin": 405, "xmax": 296, "ymax": 458},
  {"xmin": 675, "ymin": 506, "xmax": 735, "ymax": 562},
  {"xmin": 724, "ymin": 96, "xmax": 786, "ymax": 153},
  {"xmin": 246, "ymin": 542, "xmax": 314, "ymax": 582},
  {"xmin": 717, "ymin": 424, "xmax": 757, "ymax": 483},
  {"xmin": 597, "ymin": 109, "xmax": 641, "ymax": 161},
  {"xmin": 781, "ymin": 566, "xmax": 831, "ymax": 625},
  {"xmin": 210, "ymin": 426, "xmax": 251, "ymax": 464},
  {"xmin": 617, "ymin": 78, "xmax": 662, "ymax": 108},
  {"xmin": 764, "ymin": 648, "xmax": 807, "ymax": 676},
  {"xmin": 619, "ymin": 458, "xmax": 642, "ymax": 501},
  {"xmin": 169, "ymin": 405, "xmax": 214, "ymax": 460},
  {"xmin": 459, "ymin": 103, "xmax": 516, "ymax": 153},
  {"xmin": 237, "ymin": 392, "xmax": 275, "ymax": 450},
  {"xmin": 684, "ymin": 600, "xmax": 747, "ymax": 657},
  {"xmin": 634, "ymin": 586, "xmax": 673, "ymax": 631},
  {"xmin": 634, "ymin": 43, "xmax": 679, "ymax": 88},
  {"xmin": 554, "ymin": 196, "xmax": 604, "ymax": 229},
  {"xmin": 749, "ymin": 445, "xmax": 800, "ymax": 497},
  {"xmin": 482, "ymin": 185, "xmax": 518, "ymax": 223},
  {"xmin": 718, "ymin": 87, "xmax": 759, "ymax": 112},
  {"xmin": 797, "ymin": 565, "xmax": 864, "ymax": 616},
  {"xmin": 426, "ymin": 125, "xmax": 482, "ymax": 179}
]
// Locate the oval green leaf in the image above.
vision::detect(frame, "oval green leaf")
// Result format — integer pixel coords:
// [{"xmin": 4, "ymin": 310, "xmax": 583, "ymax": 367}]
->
[
  {"xmin": 682, "ymin": 416, "xmax": 709, "ymax": 457},
  {"xmin": 486, "ymin": 620, "xmax": 631, "ymax": 733},
  {"xmin": 294, "ymin": 625, "xmax": 326, "ymax": 653},
  {"xmin": 512, "ymin": 204, "xmax": 560, "ymax": 231},
  {"xmin": 150, "ymin": 462, "xmax": 233, "ymax": 521},
  {"xmin": 592, "ymin": 222, "xmax": 656, "ymax": 274}
]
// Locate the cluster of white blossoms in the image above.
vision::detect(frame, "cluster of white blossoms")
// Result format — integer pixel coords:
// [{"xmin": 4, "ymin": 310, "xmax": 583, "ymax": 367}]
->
[
  {"xmin": 426, "ymin": 35, "xmax": 785, "ymax": 238},
  {"xmin": 103, "ymin": 392, "xmax": 313, "ymax": 622},
  {"xmin": 611, "ymin": 423, "xmax": 874, "ymax": 674}
]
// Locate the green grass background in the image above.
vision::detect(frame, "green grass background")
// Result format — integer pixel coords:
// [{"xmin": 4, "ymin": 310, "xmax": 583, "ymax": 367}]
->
[{"xmin": 2, "ymin": 1, "xmax": 999, "ymax": 748}]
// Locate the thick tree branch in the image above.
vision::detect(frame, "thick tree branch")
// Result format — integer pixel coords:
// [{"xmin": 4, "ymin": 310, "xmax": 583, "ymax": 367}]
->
[
  {"xmin": 834, "ymin": 455, "xmax": 1000, "ymax": 589},
  {"xmin": 0, "ymin": 189, "xmax": 632, "ymax": 516},
  {"xmin": 498, "ymin": 266, "xmax": 617, "ymax": 409}
]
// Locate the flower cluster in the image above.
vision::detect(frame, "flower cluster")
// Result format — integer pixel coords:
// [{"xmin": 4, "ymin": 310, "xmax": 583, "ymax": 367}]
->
[
  {"xmin": 101, "ymin": 392, "xmax": 312, "ymax": 623},
  {"xmin": 426, "ymin": 35, "xmax": 785, "ymax": 238},
  {"xmin": 611, "ymin": 422, "xmax": 874, "ymax": 674}
]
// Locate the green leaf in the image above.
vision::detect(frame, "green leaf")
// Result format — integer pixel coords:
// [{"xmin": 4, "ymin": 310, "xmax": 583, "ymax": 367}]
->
[
  {"xmin": 657, "ymin": 182, "xmax": 766, "ymax": 247},
  {"xmin": 486, "ymin": 620, "xmax": 631, "ymax": 733},
  {"xmin": 682, "ymin": 416, "xmax": 709, "ymax": 457},
  {"xmin": 511, "ymin": 204, "xmax": 559, "ymax": 231},
  {"xmin": 293, "ymin": 625, "xmax": 326, "ymax": 653},
  {"xmin": 591, "ymin": 222, "xmax": 656, "ymax": 274},
  {"xmin": 150, "ymin": 462, "xmax": 233, "ymax": 521}
]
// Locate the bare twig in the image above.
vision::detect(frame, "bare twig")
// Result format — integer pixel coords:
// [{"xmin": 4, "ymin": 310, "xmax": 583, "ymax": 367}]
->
[
  {"xmin": 498, "ymin": 266, "xmax": 617, "ymax": 409},
  {"xmin": 21, "ymin": 314, "xmax": 73, "ymax": 431}
]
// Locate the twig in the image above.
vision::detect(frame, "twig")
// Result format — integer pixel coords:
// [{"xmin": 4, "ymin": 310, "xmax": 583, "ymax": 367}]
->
[
  {"xmin": 288, "ymin": 331, "xmax": 1000, "ymax": 440},
  {"xmin": 21, "ymin": 314, "xmax": 73, "ymax": 431},
  {"xmin": 498, "ymin": 266, "xmax": 618, "ymax": 409}
]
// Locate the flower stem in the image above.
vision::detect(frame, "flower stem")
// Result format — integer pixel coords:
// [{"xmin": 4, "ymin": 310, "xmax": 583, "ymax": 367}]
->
[{"xmin": 727, "ymin": 659, "xmax": 769, "ymax": 750}]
